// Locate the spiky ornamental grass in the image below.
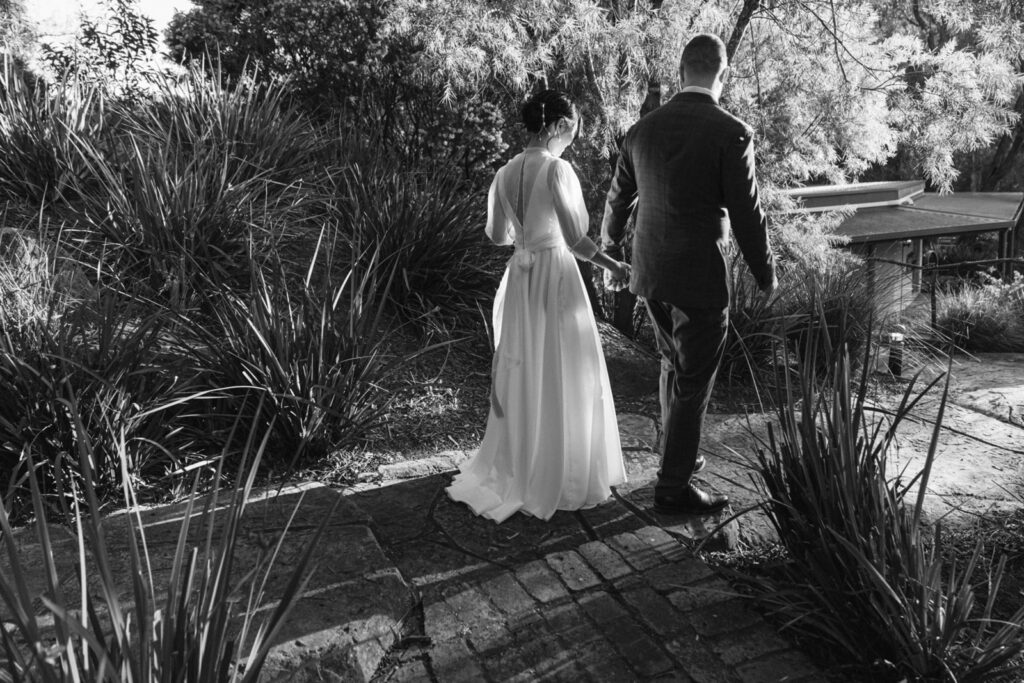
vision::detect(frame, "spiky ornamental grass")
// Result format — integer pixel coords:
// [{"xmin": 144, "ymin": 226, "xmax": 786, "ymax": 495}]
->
[
  {"xmin": 326, "ymin": 156, "xmax": 503, "ymax": 336},
  {"xmin": 749, "ymin": 318, "xmax": 1024, "ymax": 681},
  {"xmin": 63, "ymin": 65, "xmax": 322, "ymax": 309},
  {"xmin": 721, "ymin": 254, "xmax": 875, "ymax": 391},
  {"xmin": 0, "ymin": 401, "xmax": 329, "ymax": 682},
  {"xmin": 171, "ymin": 222, "xmax": 442, "ymax": 469},
  {"xmin": 0, "ymin": 58, "xmax": 105, "ymax": 206},
  {"xmin": 935, "ymin": 271, "xmax": 1024, "ymax": 353},
  {"xmin": 0, "ymin": 287, "xmax": 192, "ymax": 504}
]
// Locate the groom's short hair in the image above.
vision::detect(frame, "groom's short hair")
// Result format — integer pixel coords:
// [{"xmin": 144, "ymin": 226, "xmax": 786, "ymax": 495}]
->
[{"xmin": 681, "ymin": 34, "xmax": 727, "ymax": 77}]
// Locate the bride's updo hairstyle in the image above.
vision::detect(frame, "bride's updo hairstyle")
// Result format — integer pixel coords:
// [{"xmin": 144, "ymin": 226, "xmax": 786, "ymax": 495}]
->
[{"xmin": 522, "ymin": 89, "xmax": 577, "ymax": 136}]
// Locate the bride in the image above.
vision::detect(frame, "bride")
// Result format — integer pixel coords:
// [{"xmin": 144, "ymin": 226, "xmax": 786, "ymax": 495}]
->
[{"xmin": 446, "ymin": 89, "xmax": 629, "ymax": 523}]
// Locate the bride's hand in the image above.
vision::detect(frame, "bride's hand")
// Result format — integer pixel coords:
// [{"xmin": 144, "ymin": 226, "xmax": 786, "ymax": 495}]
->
[{"xmin": 605, "ymin": 261, "xmax": 631, "ymax": 291}]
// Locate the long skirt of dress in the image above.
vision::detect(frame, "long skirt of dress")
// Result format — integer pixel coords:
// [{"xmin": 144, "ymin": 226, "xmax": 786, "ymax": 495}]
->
[{"xmin": 446, "ymin": 245, "xmax": 627, "ymax": 523}]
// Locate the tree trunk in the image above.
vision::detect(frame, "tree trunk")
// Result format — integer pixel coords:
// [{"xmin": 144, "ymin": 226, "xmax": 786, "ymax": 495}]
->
[{"xmin": 726, "ymin": 0, "xmax": 761, "ymax": 61}]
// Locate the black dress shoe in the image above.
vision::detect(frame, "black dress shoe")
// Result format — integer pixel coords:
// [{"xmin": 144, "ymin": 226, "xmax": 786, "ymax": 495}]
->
[
  {"xmin": 692, "ymin": 455, "xmax": 706, "ymax": 475},
  {"xmin": 654, "ymin": 485, "xmax": 728, "ymax": 515}
]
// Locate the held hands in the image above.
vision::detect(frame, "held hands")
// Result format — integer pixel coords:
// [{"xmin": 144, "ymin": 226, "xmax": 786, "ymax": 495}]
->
[{"xmin": 604, "ymin": 261, "xmax": 632, "ymax": 292}]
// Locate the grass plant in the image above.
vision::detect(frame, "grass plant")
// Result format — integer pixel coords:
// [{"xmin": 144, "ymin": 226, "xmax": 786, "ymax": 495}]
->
[
  {"xmin": 0, "ymin": 57, "xmax": 105, "ymax": 205},
  {"xmin": 721, "ymin": 255, "xmax": 874, "ymax": 389},
  {"xmin": 722, "ymin": 264, "xmax": 779, "ymax": 389},
  {"xmin": 64, "ymin": 68, "xmax": 320, "ymax": 306},
  {"xmin": 935, "ymin": 271, "xmax": 1024, "ymax": 352},
  {"xmin": 128, "ymin": 65, "xmax": 320, "ymax": 194},
  {"xmin": 0, "ymin": 401, "xmax": 329, "ymax": 682},
  {"xmin": 0, "ymin": 287, "xmax": 190, "ymax": 502},
  {"xmin": 328, "ymin": 158, "xmax": 501, "ymax": 334},
  {"xmin": 176, "ymin": 235, "xmax": 416, "ymax": 466},
  {"xmin": 776, "ymin": 256, "xmax": 874, "ymax": 373},
  {"xmin": 748, "ymin": 319, "xmax": 1024, "ymax": 681}
]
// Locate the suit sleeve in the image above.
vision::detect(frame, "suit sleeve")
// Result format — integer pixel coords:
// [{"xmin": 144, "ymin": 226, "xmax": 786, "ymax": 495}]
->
[
  {"xmin": 485, "ymin": 170, "xmax": 513, "ymax": 246},
  {"xmin": 723, "ymin": 129, "xmax": 775, "ymax": 288},
  {"xmin": 600, "ymin": 137, "xmax": 637, "ymax": 262}
]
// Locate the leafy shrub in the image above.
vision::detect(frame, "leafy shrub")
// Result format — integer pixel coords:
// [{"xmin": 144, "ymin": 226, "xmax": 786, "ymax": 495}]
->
[
  {"xmin": 380, "ymin": 96, "xmax": 510, "ymax": 182},
  {"xmin": 39, "ymin": 0, "xmax": 158, "ymax": 101},
  {"xmin": 0, "ymin": 222, "xmax": 70, "ymax": 333},
  {"xmin": 0, "ymin": 410, "xmax": 324, "ymax": 682},
  {"xmin": 166, "ymin": 0, "xmax": 391, "ymax": 113},
  {"xmin": 329, "ymin": 157, "xmax": 503, "ymax": 333},
  {"xmin": 935, "ymin": 271, "xmax": 1024, "ymax": 352},
  {"xmin": 748, "ymin": 329, "xmax": 1024, "ymax": 680}
]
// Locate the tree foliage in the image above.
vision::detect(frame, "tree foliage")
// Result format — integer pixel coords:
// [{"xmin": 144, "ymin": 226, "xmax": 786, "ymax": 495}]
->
[
  {"xmin": 0, "ymin": 0, "xmax": 35, "ymax": 76},
  {"xmin": 873, "ymin": 0, "xmax": 1024, "ymax": 191},
  {"xmin": 165, "ymin": 0, "xmax": 509, "ymax": 177},
  {"xmin": 160, "ymin": 0, "xmax": 1024, "ymax": 193},
  {"xmin": 165, "ymin": 0, "xmax": 394, "ymax": 111},
  {"xmin": 39, "ymin": 0, "xmax": 158, "ymax": 98},
  {"xmin": 384, "ymin": 0, "xmax": 1020, "ymax": 192}
]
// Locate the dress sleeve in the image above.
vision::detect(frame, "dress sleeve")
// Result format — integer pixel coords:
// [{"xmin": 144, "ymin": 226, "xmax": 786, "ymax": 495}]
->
[
  {"xmin": 485, "ymin": 170, "xmax": 513, "ymax": 246},
  {"xmin": 549, "ymin": 160, "xmax": 599, "ymax": 260}
]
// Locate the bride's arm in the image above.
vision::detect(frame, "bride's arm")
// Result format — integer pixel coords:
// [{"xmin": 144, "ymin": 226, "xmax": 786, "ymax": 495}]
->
[
  {"xmin": 485, "ymin": 172, "xmax": 513, "ymax": 246},
  {"xmin": 550, "ymin": 160, "xmax": 629, "ymax": 280}
]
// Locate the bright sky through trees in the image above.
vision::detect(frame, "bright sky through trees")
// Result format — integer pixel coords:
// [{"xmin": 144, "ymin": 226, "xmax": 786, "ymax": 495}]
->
[{"xmin": 25, "ymin": 0, "xmax": 189, "ymax": 39}]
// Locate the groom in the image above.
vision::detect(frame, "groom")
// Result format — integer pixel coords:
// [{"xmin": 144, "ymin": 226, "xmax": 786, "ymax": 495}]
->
[{"xmin": 601, "ymin": 34, "xmax": 777, "ymax": 515}]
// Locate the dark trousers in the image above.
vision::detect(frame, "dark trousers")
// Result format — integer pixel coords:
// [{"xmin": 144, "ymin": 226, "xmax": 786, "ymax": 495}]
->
[{"xmin": 644, "ymin": 299, "xmax": 728, "ymax": 496}]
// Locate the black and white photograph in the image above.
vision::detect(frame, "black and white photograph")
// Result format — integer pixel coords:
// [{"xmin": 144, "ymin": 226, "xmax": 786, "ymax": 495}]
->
[{"xmin": 2, "ymin": 0, "xmax": 1024, "ymax": 680}]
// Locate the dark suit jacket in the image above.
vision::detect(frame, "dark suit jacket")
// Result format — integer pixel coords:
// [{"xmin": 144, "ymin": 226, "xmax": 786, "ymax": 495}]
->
[{"xmin": 601, "ymin": 91, "xmax": 775, "ymax": 310}]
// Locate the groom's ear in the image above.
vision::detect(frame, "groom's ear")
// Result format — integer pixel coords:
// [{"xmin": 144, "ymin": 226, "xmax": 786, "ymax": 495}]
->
[{"xmin": 719, "ymin": 66, "xmax": 731, "ymax": 86}]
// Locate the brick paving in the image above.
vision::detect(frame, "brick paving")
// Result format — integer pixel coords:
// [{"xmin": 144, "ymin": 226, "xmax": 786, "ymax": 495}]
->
[
  {"xmin": 357, "ymin": 326, "xmax": 837, "ymax": 681},
  {"xmin": 375, "ymin": 523, "xmax": 822, "ymax": 682},
  {"xmin": 353, "ymin": 376, "xmax": 827, "ymax": 682}
]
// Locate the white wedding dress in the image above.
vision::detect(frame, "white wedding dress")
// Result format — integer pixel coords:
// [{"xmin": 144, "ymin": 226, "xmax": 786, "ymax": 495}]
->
[{"xmin": 446, "ymin": 148, "xmax": 626, "ymax": 523}]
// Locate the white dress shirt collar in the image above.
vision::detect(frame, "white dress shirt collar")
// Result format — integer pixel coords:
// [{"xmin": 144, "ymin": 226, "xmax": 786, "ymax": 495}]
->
[{"xmin": 680, "ymin": 85, "xmax": 718, "ymax": 103}]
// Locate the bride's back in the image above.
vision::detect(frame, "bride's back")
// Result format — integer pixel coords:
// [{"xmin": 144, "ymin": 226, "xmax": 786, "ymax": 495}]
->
[{"xmin": 494, "ymin": 150, "xmax": 567, "ymax": 252}]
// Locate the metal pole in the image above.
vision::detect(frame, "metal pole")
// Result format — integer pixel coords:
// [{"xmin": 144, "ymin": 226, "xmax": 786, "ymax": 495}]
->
[
  {"xmin": 930, "ymin": 267, "xmax": 937, "ymax": 330},
  {"xmin": 912, "ymin": 238, "xmax": 923, "ymax": 292},
  {"xmin": 999, "ymin": 229, "xmax": 1008, "ymax": 278}
]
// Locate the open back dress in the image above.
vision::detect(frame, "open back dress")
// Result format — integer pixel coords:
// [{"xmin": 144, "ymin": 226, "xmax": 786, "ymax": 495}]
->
[{"xmin": 445, "ymin": 148, "xmax": 626, "ymax": 523}]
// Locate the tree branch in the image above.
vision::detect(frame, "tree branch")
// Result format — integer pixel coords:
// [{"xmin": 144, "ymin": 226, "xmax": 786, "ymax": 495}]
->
[{"xmin": 727, "ymin": 0, "xmax": 762, "ymax": 61}]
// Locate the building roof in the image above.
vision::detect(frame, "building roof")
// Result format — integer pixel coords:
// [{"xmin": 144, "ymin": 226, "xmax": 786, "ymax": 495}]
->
[
  {"xmin": 778, "ymin": 184, "xmax": 1023, "ymax": 244},
  {"xmin": 783, "ymin": 180, "xmax": 924, "ymax": 212}
]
